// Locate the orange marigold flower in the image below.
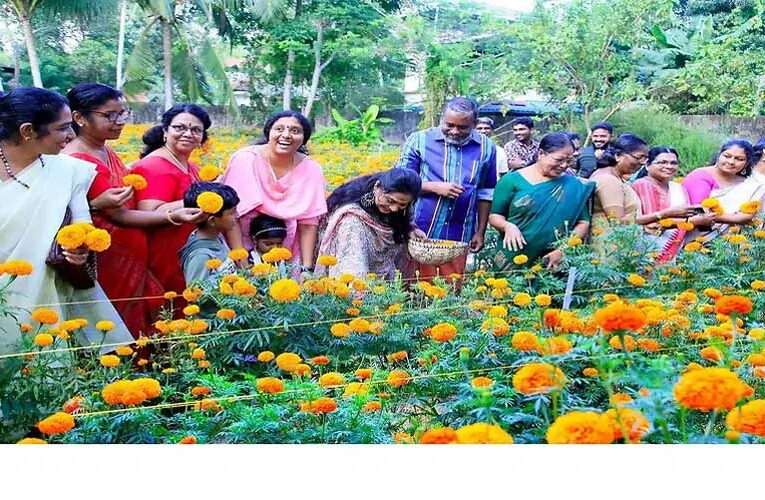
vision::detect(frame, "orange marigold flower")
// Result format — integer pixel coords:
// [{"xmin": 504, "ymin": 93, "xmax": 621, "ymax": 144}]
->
[
  {"xmin": 178, "ymin": 435, "xmax": 198, "ymax": 444},
  {"xmin": 746, "ymin": 353, "xmax": 765, "ymax": 367},
  {"xmin": 275, "ymin": 352, "xmax": 302, "ymax": 372},
  {"xmin": 317, "ymin": 255, "xmax": 338, "ymax": 267},
  {"xmin": 610, "ymin": 393, "xmax": 633, "ymax": 406},
  {"xmin": 387, "ymin": 351, "xmax": 408, "ymax": 363},
  {"xmin": 487, "ymin": 305, "xmax": 507, "ymax": 317},
  {"xmin": 471, "ymin": 376, "xmax": 494, "ymax": 389},
  {"xmin": 31, "ymin": 307, "xmax": 58, "ymax": 325},
  {"xmin": 215, "ymin": 308, "xmax": 236, "ymax": 321},
  {"xmin": 256, "ymin": 377, "xmax": 285, "ymax": 394},
  {"xmin": 419, "ymin": 427, "xmax": 458, "ymax": 444},
  {"xmin": 543, "ymin": 309, "xmax": 561, "ymax": 328},
  {"xmin": 700, "ymin": 346, "xmax": 724, "ymax": 363},
  {"xmin": 269, "ymin": 278, "xmax": 301, "ymax": 302},
  {"xmin": 17, "ymin": 437, "xmax": 47, "ymax": 444},
  {"xmin": 2, "ymin": 259, "xmax": 33, "ymax": 276},
  {"xmin": 37, "ymin": 412, "xmax": 75, "ymax": 435},
  {"xmin": 196, "ymin": 191, "xmax": 224, "ymax": 213},
  {"xmin": 593, "ymin": 302, "xmax": 646, "ymax": 332},
  {"xmin": 183, "ymin": 305, "xmax": 200, "ymax": 317},
  {"xmin": 513, "ymin": 292, "xmax": 532, "ymax": 307},
  {"xmin": 394, "ymin": 432, "xmax": 414, "ymax": 444},
  {"xmin": 228, "ymin": 247, "xmax": 249, "ymax": 261},
  {"xmin": 122, "ymin": 173, "xmax": 147, "ymax": 190},
  {"xmin": 355, "ymin": 368, "xmax": 373, "ymax": 380},
  {"xmin": 512, "ymin": 363, "xmax": 567, "ymax": 395},
  {"xmin": 674, "ymin": 367, "xmax": 753, "ymax": 411},
  {"xmin": 198, "ymin": 165, "xmax": 221, "ymax": 182},
  {"xmin": 429, "ymin": 322, "xmax": 457, "ymax": 342},
  {"xmin": 330, "ymin": 323, "xmax": 351, "ymax": 338},
  {"xmin": 535, "ymin": 294, "xmax": 552, "ymax": 307},
  {"xmin": 481, "ymin": 317, "xmax": 510, "ymax": 336},
  {"xmin": 583, "ymin": 367, "xmax": 599, "ymax": 377},
  {"xmin": 511, "ymin": 331, "xmax": 539, "ymax": 351},
  {"xmin": 604, "ymin": 407, "xmax": 651, "ymax": 442},
  {"xmin": 546, "ymin": 411, "xmax": 614, "ymax": 444},
  {"xmin": 627, "ymin": 274, "xmax": 646, "ymax": 287},
  {"xmin": 608, "ymin": 334, "xmax": 636, "ymax": 352},
  {"xmin": 191, "ymin": 348, "xmax": 206, "ymax": 360},
  {"xmin": 191, "ymin": 386, "xmax": 212, "ymax": 397},
  {"xmin": 319, "ymin": 372, "xmax": 345, "ymax": 387},
  {"xmin": 115, "ymin": 346, "xmax": 134, "ymax": 356},
  {"xmin": 55, "ymin": 224, "xmax": 87, "ymax": 250},
  {"xmin": 455, "ymin": 422, "xmax": 513, "ymax": 444},
  {"xmin": 726, "ymin": 399, "xmax": 765, "ymax": 437},
  {"xmin": 99, "ymin": 354, "xmax": 120, "ymax": 367},
  {"xmin": 262, "ymin": 247, "xmax": 293, "ymax": 263},
  {"xmin": 348, "ymin": 318, "xmax": 371, "ymax": 333},
  {"xmin": 362, "ymin": 401, "xmax": 382, "ymax": 412},
  {"xmin": 84, "ymin": 229, "xmax": 111, "ymax": 252},
  {"xmin": 387, "ymin": 369, "xmax": 411, "ymax": 388},
  {"xmin": 714, "ymin": 295, "xmax": 753, "ymax": 316},
  {"xmin": 536, "ymin": 336, "xmax": 572, "ymax": 356},
  {"xmin": 294, "ymin": 363, "xmax": 311, "ymax": 376},
  {"xmin": 305, "ymin": 397, "xmax": 338, "ymax": 415},
  {"xmin": 739, "ymin": 200, "xmax": 762, "ymax": 215},
  {"xmin": 183, "ymin": 286, "xmax": 202, "ymax": 302},
  {"xmin": 33, "ymin": 333, "xmax": 54, "ymax": 347},
  {"xmin": 311, "ymin": 355, "xmax": 330, "ymax": 365}
]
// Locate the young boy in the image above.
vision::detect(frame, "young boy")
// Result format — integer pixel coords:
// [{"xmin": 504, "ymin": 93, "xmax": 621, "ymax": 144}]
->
[
  {"xmin": 179, "ymin": 182, "xmax": 240, "ymax": 283},
  {"xmin": 249, "ymin": 214, "xmax": 287, "ymax": 264}
]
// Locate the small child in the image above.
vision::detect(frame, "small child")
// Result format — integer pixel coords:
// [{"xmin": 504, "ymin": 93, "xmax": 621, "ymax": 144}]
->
[
  {"xmin": 249, "ymin": 214, "xmax": 287, "ymax": 264},
  {"xmin": 178, "ymin": 182, "xmax": 240, "ymax": 283}
]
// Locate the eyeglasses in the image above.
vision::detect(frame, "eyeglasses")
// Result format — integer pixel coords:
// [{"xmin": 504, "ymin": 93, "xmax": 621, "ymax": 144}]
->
[
  {"xmin": 651, "ymin": 160, "xmax": 679, "ymax": 166},
  {"xmin": 91, "ymin": 109, "xmax": 131, "ymax": 123},
  {"xmin": 169, "ymin": 124, "xmax": 205, "ymax": 136},
  {"xmin": 625, "ymin": 152, "xmax": 648, "ymax": 163}
]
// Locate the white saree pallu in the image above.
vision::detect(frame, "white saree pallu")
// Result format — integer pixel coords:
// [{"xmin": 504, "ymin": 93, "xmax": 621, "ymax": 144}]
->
[{"xmin": 0, "ymin": 154, "xmax": 133, "ymax": 365}]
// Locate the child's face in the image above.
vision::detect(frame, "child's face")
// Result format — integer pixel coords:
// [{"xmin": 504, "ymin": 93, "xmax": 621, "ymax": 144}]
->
[
  {"xmin": 255, "ymin": 237, "xmax": 285, "ymax": 254},
  {"xmin": 210, "ymin": 208, "xmax": 237, "ymax": 232}
]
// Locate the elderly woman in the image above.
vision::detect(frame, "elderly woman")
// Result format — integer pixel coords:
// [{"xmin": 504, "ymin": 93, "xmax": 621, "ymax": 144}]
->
[
  {"xmin": 315, "ymin": 168, "xmax": 422, "ymax": 279},
  {"xmin": 631, "ymin": 147, "xmax": 697, "ymax": 261},
  {"xmin": 131, "ymin": 104, "xmax": 211, "ymax": 294},
  {"xmin": 488, "ymin": 132, "xmax": 595, "ymax": 269},
  {"xmin": 0, "ymin": 87, "xmax": 132, "ymax": 361},
  {"xmin": 63, "ymin": 83, "xmax": 202, "ymax": 337},
  {"xmin": 682, "ymin": 140, "xmax": 765, "ymax": 242},
  {"xmin": 222, "ymin": 111, "xmax": 327, "ymax": 271}
]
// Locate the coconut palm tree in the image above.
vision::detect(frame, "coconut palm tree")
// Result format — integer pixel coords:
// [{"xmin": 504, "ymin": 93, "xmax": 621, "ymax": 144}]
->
[{"xmin": 2, "ymin": 0, "xmax": 115, "ymax": 88}]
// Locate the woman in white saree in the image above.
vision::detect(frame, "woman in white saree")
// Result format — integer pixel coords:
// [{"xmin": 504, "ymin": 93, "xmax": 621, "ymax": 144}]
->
[{"xmin": 0, "ymin": 88, "xmax": 132, "ymax": 365}]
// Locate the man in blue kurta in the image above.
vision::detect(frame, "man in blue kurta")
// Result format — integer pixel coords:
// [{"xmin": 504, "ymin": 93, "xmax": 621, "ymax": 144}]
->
[{"xmin": 396, "ymin": 97, "xmax": 497, "ymax": 279}]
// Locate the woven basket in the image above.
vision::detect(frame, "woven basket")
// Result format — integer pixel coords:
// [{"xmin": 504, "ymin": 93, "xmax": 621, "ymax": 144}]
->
[{"xmin": 407, "ymin": 238, "xmax": 469, "ymax": 265}]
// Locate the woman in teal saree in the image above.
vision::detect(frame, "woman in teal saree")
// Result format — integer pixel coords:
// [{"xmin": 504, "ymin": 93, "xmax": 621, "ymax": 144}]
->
[{"xmin": 489, "ymin": 132, "xmax": 595, "ymax": 270}]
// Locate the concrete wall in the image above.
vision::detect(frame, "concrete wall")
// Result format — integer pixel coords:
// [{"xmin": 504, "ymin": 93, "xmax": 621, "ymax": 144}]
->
[{"xmin": 680, "ymin": 115, "xmax": 765, "ymax": 143}]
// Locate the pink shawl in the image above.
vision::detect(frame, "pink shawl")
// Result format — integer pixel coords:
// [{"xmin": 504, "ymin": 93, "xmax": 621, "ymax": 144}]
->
[
  {"xmin": 221, "ymin": 146, "xmax": 328, "ymax": 261},
  {"xmin": 632, "ymin": 177, "xmax": 689, "ymax": 262}
]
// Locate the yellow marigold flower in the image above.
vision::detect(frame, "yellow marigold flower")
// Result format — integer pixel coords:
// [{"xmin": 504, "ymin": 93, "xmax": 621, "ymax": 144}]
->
[
  {"xmin": 262, "ymin": 247, "xmax": 293, "ymax": 263},
  {"xmin": 17, "ymin": 437, "xmax": 48, "ymax": 444},
  {"xmin": 348, "ymin": 318, "xmax": 371, "ymax": 333},
  {"xmin": 726, "ymin": 399, "xmax": 765, "ymax": 437},
  {"xmin": 233, "ymin": 279, "xmax": 256, "ymax": 296},
  {"xmin": 163, "ymin": 291, "xmax": 178, "ymax": 300},
  {"xmin": 429, "ymin": 322, "xmax": 457, "ymax": 342},
  {"xmin": 754, "ymin": 230, "xmax": 765, "ymax": 238},
  {"xmin": 56, "ymin": 224, "xmax": 87, "ymax": 250},
  {"xmin": 31, "ymin": 307, "xmax": 58, "ymax": 325},
  {"xmin": 100, "ymin": 354, "xmax": 120, "ymax": 367},
  {"xmin": 250, "ymin": 263, "xmax": 275, "ymax": 276},
  {"xmin": 183, "ymin": 286, "xmax": 202, "ymax": 302},
  {"xmin": 546, "ymin": 411, "xmax": 614, "ymax": 444},
  {"xmin": 583, "ymin": 367, "xmax": 599, "ymax": 377},
  {"xmin": 455, "ymin": 422, "xmax": 513, "ymax": 444},
  {"xmin": 387, "ymin": 369, "xmax": 411, "ymax": 388},
  {"xmin": 471, "ymin": 376, "xmax": 494, "ymax": 389},
  {"xmin": 740, "ymin": 200, "xmax": 762, "ymax": 215},
  {"xmin": 746, "ymin": 353, "xmax": 765, "ymax": 366},
  {"xmin": 673, "ymin": 367, "xmax": 753, "ymax": 411},
  {"xmin": 677, "ymin": 221, "xmax": 695, "ymax": 231},
  {"xmin": 96, "ymin": 320, "xmax": 115, "ymax": 332},
  {"xmin": 161, "ymin": 368, "xmax": 177, "ymax": 374},
  {"xmin": 608, "ymin": 334, "xmax": 636, "ymax": 351},
  {"xmin": 228, "ymin": 247, "xmax": 249, "ymax": 261},
  {"xmin": 37, "ymin": 412, "xmax": 75, "ymax": 435},
  {"xmin": 191, "ymin": 348, "xmax": 206, "ymax": 360},
  {"xmin": 198, "ymin": 165, "xmax": 221, "ymax": 182},
  {"xmin": 269, "ymin": 278, "xmax": 301, "ymax": 302},
  {"xmin": 115, "ymin": 346, "xmax": 133, "ymax": 356},
  {"xmin": 700, "ymin": 346, "xmax": 723, "ymax": 363},
  {"xmin": 319, "ymin": 372, "xmax": 345, "ymax": 388},
  {"xmin": 535, "ymin": 294, "xmax": 552, "ymax": 307},
  {"xmin": 275, "ymin": 352, "xmax": 301, "ymax": 372},
  {"xmin": 658, "ymin": 218, "xmax": 674, "ymax": 228},
  {"xmin": 513, "ymin": 254, "xmax": 529, "ymax": 265},
  {"xmin": 84, "ymin": 229, "xmax": 111, "ymax": 252},
  {"xmin": 122, "ymin": 174, "xmax": 147, "ymax": 190},
  {"xmin": 216, "ymin": 308, "xmax": 236, "ymax": 320},
  {"xmin": 481, "ymin": 317, "xmax": 510, "ymax": 336},
  {"xmin": 256, "ymin": 351, "xmax": 275, "ymax": 363},
  {"xmin": 206, "ymin": 258, "xmax": 222, "ymax": 270},
  {"xmin": 567, "ymin": 235, "xmax": 583, "ymax": 246},
  {"xmin": 511, "ymin": 331, "xmax": 538, "ymax": 351},
  {"xmin": 513, "ymin": 292, "xmax": 532, "ymax": 307},
  {"xmin": 627, "ymin": 274, "xmax": 646, "ymax": 287},
  {"xmin": 330, "ymin": 323, "xmax": 351, "ymax": 338},
  {"xmin": 34, "ymin": 333, "xmax": 54, "ymax": 347},
  {"xmin": 317, "ymin": 254, "xmax": 338, "ymax": 267},
  {"xmin": 512, "ymin": 363, "xmax": 567, "ymax": 395},
  {"xmin": 701, "ymin": 197, "xmax": 720, "ymax": 209},
  {"xmin": 256, "ymin": 377, "xmax": 285, "ymax": 394},
  {"xmin": 487, "ymin": 305, "xmax": 507, "ymax": 317},
  {"xmin": 196, "ymin": 191, "xmax": 224, "ymax": 213},
  {"xmin": 637, "ymin": 338, "xmax": 660, "ymax": 352},
  {"xmin": 2, "ymin": 259, "xmax": 33, "ymax": 276},
  {"xmin": 183, "ymin": 305, "xmax": 200, "ymax": 317}
]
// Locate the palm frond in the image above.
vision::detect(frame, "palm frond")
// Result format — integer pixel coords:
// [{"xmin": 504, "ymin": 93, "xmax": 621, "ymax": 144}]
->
[
  {"xmin": 172, "ymin": 31, "xmax": 212, "ymax": 104},
  {"xmin": 198, "ymin": 38, "xmax": 240, "ymax": 117},
  {"xmin": 35, "ymin": 0, "xmax": 119, "ymax": 20},
  {"xmin": 123, "ymin": 17, "xmax": 161, "ymax": 97}
]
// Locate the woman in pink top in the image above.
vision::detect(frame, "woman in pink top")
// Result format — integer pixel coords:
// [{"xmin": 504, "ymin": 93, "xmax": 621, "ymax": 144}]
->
[{"xmin": 221, "ymin": 111, "xmax": 327, "ymax": 269}]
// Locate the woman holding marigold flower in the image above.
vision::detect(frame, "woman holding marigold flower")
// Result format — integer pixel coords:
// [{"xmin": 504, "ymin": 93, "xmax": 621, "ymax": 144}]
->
[
  {"xmin": 489, "ymin": 132, "xmax": 595, "ymax": 270},
  {"xmin": 315, "ymin": 168, "xmax": 423, "ymax": 280},
  {"xmin": 63, "ymin": 84, "xmax": 203, "ymax": 337},
  {"xmin": 221, "ymin": 111, "xmax": 327, "ymax": 271},
  {"xmin": 0, "ymin": 87, "xmax": 132, "ymax": 360},
  {"xmin": 681, "ymin": 140, "xmax": 765, "ymax": 243},
  {"xmin": 131, "ymin": 104, "xmax": 211, "ymax": 294}
]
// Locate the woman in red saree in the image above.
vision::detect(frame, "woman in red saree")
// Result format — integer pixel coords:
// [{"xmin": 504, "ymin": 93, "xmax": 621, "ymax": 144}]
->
[
  {"xmin": 63, "ymin": 84, "xmax": 202, "ymax": 338},
  {"xmin": 131, "ymin": 104, "xmax": 210, "ymax": 295}
]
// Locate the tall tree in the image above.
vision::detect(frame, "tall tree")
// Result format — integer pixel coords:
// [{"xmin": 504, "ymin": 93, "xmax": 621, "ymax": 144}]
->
[{"xmin": 1, "ymin": 0, "xmax": 114, "ymax": 88}]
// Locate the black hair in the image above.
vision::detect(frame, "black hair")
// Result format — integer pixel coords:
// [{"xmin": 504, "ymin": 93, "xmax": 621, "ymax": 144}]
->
[
  {"xmin": 183, "ymin": 182, "xmax": 240, "ymax": 219},
  {"xmin": 0, "ymin": 87, "xmax": 69, "ymax": 143},
  {"xmin": 753, "ymin": 138, "xmax": 765, "ymax": 165},
  {"xmin": 529, "ymin": 131, "xmax": 573, "ymax": 165},
  {"xmin": 326, "ymin": 168, "xmax": 422, "ymax": 244},
  {"xmin": 67, "ymin": 83, "xmax": 124, "ymax": 134},
  {"xmin": 596, "ymin": 133, "xmax": 649, "ymax": 168},
  {"xmin": 443, "ymin": 97, "xmax": 479, "ymax": 122},
  {"xmin": 511, "ymin": 117, "xmax": 534, "ymax": 129},
  {"xmin": 715, "ymin": 139, "xmax": 755, "ymax": 177},
  {"xmin": 476, "ymin": 116, "xmax": 494, "ymax": 127},
  {"xmin": 140, "ymin": 104, "xmax": 212, "ymax": 158},
  {"xmin": 262, "ymin": 110, "xmax": 312, "ymax": 151},
  {"xmin": 566, "ymin": 132, "xmax": 581, "ymax": 143},
  {"xmin": 591, "ymin": 121, "xmax": 614, "ymax": 134},
  {"xmin": 249, "ymin": 214, "xmax": 287, "ymax": 241},
  {"xmin": 634, "ymin": 146, "xmax": 679, "ymax": 179}
]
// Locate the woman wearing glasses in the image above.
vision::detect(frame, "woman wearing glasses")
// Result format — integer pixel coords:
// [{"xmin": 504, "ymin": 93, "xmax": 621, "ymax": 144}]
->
[
  {"xmin": 631, "ymin": 147, "xmax": 697, "ymax": 262},
  {"xmin": 64, "ymin": 84, "xmax": 203, "ymax": 338},
  {"xmin": 589, "ymin": 134, "xmax": 649, "ymax": 249},
  {"xmin": 130, "ymin": 104, "xmax": 211, "ymax": 295}
]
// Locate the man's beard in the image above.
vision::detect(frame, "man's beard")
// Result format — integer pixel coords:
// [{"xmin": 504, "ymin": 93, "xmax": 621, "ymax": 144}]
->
[{"xmin": 444, "ymin": 135, "xmax": 470, "ymax": 146}]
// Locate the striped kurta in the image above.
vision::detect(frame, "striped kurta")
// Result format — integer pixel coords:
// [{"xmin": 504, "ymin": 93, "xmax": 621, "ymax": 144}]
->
[{"xmin": 395, "ymin": 128, "xmax": 497, "ymax": 242}]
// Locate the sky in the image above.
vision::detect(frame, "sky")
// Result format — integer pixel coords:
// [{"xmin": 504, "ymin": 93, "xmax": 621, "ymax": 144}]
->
[{"xmin": 473, "ymin": 0, "xmax": 536, "ymax": 13}]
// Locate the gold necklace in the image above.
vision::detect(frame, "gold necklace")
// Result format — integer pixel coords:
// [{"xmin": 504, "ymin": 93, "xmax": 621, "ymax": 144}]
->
[{"xmin": 163, "ymin": 146, "xmax": 189, "ymax": 173}]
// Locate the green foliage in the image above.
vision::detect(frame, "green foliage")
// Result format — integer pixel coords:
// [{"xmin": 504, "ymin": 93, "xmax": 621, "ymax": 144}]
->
[{"xmin": 314, "ymin": 104, "xmax": 393, "ymax": 145}]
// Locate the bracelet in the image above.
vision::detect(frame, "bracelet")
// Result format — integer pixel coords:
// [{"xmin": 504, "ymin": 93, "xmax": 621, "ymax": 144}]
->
[
  {"xmin": 655, "ymin": 211, "xmax": 663, "ymax": 221},
  {"xmin": 166, "ymin": 210, "xmax": 182, "ymax": 226}
]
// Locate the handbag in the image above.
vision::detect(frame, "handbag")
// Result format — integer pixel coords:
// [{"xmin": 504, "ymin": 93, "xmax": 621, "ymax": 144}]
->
[{"xmin": 46, "ymin": 208, "xmax": 98, "ymax": 289}]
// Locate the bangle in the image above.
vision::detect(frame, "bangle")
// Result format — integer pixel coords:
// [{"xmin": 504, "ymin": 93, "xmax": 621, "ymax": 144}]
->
[
  {"xmin": 655, "ymin": 211, "xmax": 663, "ymax": 221},
  {"xmin": 166, "ymin": 210, "xmax": 182, "ymax": 226}
]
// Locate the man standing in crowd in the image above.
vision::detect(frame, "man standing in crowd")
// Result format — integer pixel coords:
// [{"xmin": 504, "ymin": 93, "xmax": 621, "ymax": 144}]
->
[
  {"xmin": 396, "ymin": 97, "xmax": 497, "ymax": 279},
  {"xmin": 578, "ymin": 121, "xmax": 614, "ymax": 178},
  {"xmin": 503, "ymin": 117, "xmax": 539, "ymax": 171},
  {"xmin": 476, "ymin": 116, "xmax": 509, "ymax": 178}
]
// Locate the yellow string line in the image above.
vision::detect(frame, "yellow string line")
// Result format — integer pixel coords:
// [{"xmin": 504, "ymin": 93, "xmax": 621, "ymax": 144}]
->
[
  {"xmin": 4, "ymin": 268, "xmax": 764, "ymax": 361},
  {"xmin": 72, "ymin": 340, "xmax": 740, "ymax": 419}
]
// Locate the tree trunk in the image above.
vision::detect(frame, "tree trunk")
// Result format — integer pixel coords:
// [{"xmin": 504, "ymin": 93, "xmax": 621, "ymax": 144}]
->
[
  {"xmin": 753, "ymin": 73, "xmax": 765, "ymax": 117},
  {"xmin": 19, "ymin": 13, "xmax": 42, "ymax": 88},
  {"xmin": 283, "ymin": 49, "xmax": 294, "ymax": 110},
  {"xmin": 116, "ymin": 0, "xmax": 128, "ymax": 89},
  {"xmin": 162, "ymin": 18, "xmax": 173, "ymax": 110},
  {"xmin": 302, "ymin": 22, "xmax": 325, "ymax": 118}
]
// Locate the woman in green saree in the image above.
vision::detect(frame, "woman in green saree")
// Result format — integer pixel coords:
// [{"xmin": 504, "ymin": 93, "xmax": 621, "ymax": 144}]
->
[{"xmin": 489, "ymin": 132, "xmax": 595, "ymax": 270}]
